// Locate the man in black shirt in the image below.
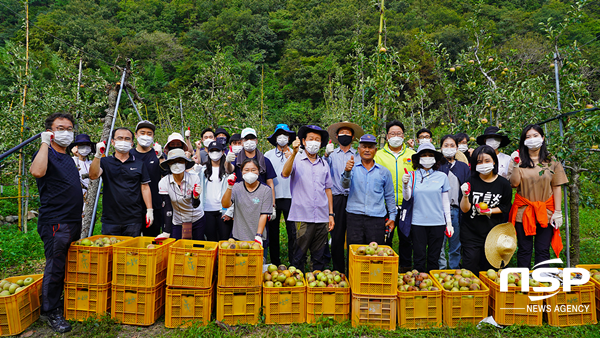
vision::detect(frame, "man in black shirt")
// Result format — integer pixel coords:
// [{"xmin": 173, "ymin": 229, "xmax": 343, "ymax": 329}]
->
[
  {"xmin": 130, "ymin": 120, "xmax": 163, "ymax": 237},
  {"xmin": 89, "ymin": 127, "xmax": 153, "ymax": 236},
  {"xmin": 30, "ymin": 113, "xmax": 83, "ymax": 333}
]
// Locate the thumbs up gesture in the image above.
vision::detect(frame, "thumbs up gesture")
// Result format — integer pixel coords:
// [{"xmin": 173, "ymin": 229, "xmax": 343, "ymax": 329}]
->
[
  {"xmin": 345, "ymin": 155, "xmax": 355, "ymax": 172},
  {"xmin": 292, "ymin": 136, "xmax": 301, "ymax": 154}
]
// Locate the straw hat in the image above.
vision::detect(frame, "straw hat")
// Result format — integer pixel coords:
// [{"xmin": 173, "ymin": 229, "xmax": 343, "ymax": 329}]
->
[
  {"xmin": 326, "ymin": 121, "xmax": 364, "ymax": 144},
  {"xmin": 485, "ymin": 222, "xmax": 518, "ymax": 268},
  {"xmin": 160, "ymin": 149, "xmax": 195, "ymax": 171}
]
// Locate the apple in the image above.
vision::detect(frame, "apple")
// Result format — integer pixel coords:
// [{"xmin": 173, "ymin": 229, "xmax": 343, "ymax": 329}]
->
[
  {"xmin": 240, "ymin": 242, "xmax": 250, "ymax": 249},
  {"xmin": 274, "ymin": 281, "xmax": 283, "ymax": 287},
  {"xmin": 488, "ymin": 57, "xmax": 494, "ymax": 62},
  {"xmin": 369, "ymin": 242, "xmax": 378, "ymax": 251},
  {"xmin": 0, "ymin": 291, "xmax": 9, "ymax": 297},
  {"xmin": 379, "ymin": 47, "xmax": 387, "ymax": 53},
  {"xmin": 81, "ymin": 239, "xmax": 92, "ymax": 246},
  {"xmin": 487, "ymin": 269, "xmax": 497, "ymax": 280},
  {"xmin": 468, "ymin": 60, "xmax": 474, "ymax": 64},
  {"xmin": 264, "ymin": 281, "xmax": 274, "ymax": 288},
  {"xmin": 365, "ymin": 247, "xmax": 375, "ymax": 256},
  {"xmin": 23, "ymin": 277, "xmax": 33, "ymax": 286},
  {"xmin": 357, "ymin": 246, "xmax": 366, "ymax": 255},
  {"xmin": 449, "ymin": 67, "xmax": 456, "ymax": 72},
  {"xmin": 16, "ymin": 280, "xmax": 24, "ymax": 287}
]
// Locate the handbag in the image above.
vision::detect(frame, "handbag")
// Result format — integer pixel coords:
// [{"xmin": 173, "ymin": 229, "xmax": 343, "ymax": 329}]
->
[{"xmin": 397, "ymin": 171, "xmax": 415, "ymax": 238}]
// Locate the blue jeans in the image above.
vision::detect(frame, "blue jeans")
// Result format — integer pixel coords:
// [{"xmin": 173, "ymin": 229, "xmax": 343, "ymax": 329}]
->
[{"xmin": 439, "ymin": 207, "xmax": 461, "ymax": 269}]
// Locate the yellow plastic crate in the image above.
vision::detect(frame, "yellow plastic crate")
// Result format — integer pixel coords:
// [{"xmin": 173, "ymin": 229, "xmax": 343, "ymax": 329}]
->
[
  {"xmin": 397, "ymin": 273, "xmax": 442, "ymax": 329},
  {"xmin": 217, "ymin": 241, "xmax": 263, "ymax": 288},
  {"xmin": 576, "ymin": 264, "xmax": 600, "ymax": 320},
  {"xmin": 111, "ymin": 282, "xmax": 165, "ymax": 326},
  {"xmin": 263, "ymin": 280, "xmax": 306, "ymax": 324},
  {"xmin": 479, "ymin": 271, "xmax": 543, "ymax": 326},
  {"xmin": 165, "ymin": 284, "xmax": 214, "ymax": 328},
  {"xmin": 65, "ymin": 235, "xmax": 131, "ymax": 285},
  {"xmin": 216, "ymin": 286, "xmax": 261, "ymax": 325},
  {"xmin": 351, "ymin": 293, "xmax": 397, "ymax": 330},
  {"xmin": 167, "ymin": 240, "xmax": 217, "ymax": 289},
  {"xmin": 545, "ymin": 268, "xmax": 597, "ymax": 327},
  {"xmin": 348, "ymin": 244, "xmax": 398, "ymax": 296},
  {"xmin": 306, "ymin": 286, "xmax": 351, "ymax": 323},
  {"xmin": 430, "ymin": 270, "xmax": 489, "ymax": 328},
  {"xmin": 64, "ymin": 282, "xmax": 110, "ymax": 321},
  {"xmin": 0, "ymin": 274, "xmax": 42, "ymax": 337},
  {"xmin": 112, "ymin": 237, "xmax": 175, "ymax": 287}
]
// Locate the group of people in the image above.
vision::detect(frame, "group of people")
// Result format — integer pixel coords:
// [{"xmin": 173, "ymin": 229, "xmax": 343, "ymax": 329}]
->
[{"xmin": 30, "ymin": 112, "xmax": 568, "ymax": 333}]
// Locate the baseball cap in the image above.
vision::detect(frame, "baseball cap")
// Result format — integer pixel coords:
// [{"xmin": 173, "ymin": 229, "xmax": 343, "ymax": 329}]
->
[
  {"xmin": 241, "ymin": 128, "xmax": 257, "ymax": 139},
  {"xmin": 359, "ymin": 134, "xmax": 377, "ymax": 144},
  {"xmin": 136, "ymin": 120, "xmax": 156, "ymax": 132}
]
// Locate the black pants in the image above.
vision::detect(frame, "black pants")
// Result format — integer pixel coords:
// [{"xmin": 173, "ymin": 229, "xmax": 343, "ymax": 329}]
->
[
  {"xmin": 411, "ymin": 225, "xmax": 444, "ymax": 273},
  {"xmin": 462, "ymin": 243, "xmax": 494, "ymax": 273},
  {"xmin": 204, "ymin": 210, "xmax": 233, "ymax": 241},
  {"xmin": 330, "ymin": 195, "xmax": 348, "ymax": 273},
  {"xmin": 387, "ymin": 209, "xmax": 413, "ymax": 268},
  {"xmin": 266, "ymin": 198, "xmax": 296, "ymax": 266},
  {"xmin": 346, "ymin": 213, "xmax": 386, "ymax": 247},
  {"xmin": 102, "ymin": 222, "xmax": 143, "ymax": 237},
  {"xmin": 292, "ymin": 222, "xmax": 328, "ymax": 272},
  {"xmin": 515, "ymin": 221, "xmax": 553, "ymax": 269},
  {"xmin": 142, "ymin": 207, "xmax": 162, "ymax": 237},
  {"xmin": 38, "ymin": 222, "xmax": 82, "ymax": 312},
  {"xmin": 172, "ymin": 217, "xmax": 206, "ymax": 240}
]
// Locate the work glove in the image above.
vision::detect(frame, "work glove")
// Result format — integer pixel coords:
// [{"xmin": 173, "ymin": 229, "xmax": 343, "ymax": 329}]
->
[
  {"xmin": 511, "ymin": 150, "xmax": 520, "ymax": 166},
  {"xmin": 402, "ymin": 173, "xmax": 410, "ymax": 185},
  {"xmin": 268, "ymin": 206, "xmax": 276, "ymax": 221},
  {"xmin": 445, "ymin": 221, "xmax": 454, "ymax": 237},
  {"xmin": 185, "ymin": 127, "xmax": 191, "ymax": 138},
  {"xmin": 254, "ymin": 235, "xmax": 263, "ymax": 246},
  {"xmin": 325, "ymin": 142, "xmax": 334, "ymax": 156},
  {"xmin": 155, "ymin": 232, "xmax": 170, "ymax": 240},
  {"xmin": 192, "ymin": 184, "xmax": 201, "ymax": 199},
  {"xmin": 146, "ymin": 209, "xmax": 154, "ymax": 228},
  {"xmin": 226, "ymin": 174, "xmax": 236, "ymax": 188},
  {"xmin": 475, "ymin": 203, "xmax": 492, "ymax": 218},
  {"xmin": 41, "ymin": 131, "xmax": 54, "ymax": 146},
  {"xmin": 95, "ymin": 141, "xmax": 106, "ymax": 158},
  {"xmin": 551, "ymin": 210, "xmax": 563, "ymax": 229},
  {"xmin": 461, "ymin": 182, "xmax": 471, "ymax": 196},
  {"xmin": 225, "ymin": 151, "xmax": 236, "ymax": 163},
  {"xmin": 153, "ymin": 142, "xmax": 162, "ymax": 159}
]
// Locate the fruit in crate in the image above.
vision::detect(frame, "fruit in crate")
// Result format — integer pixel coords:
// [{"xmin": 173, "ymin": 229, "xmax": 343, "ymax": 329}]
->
[
  {"xmin": 398, "ymin": 270, "xmax": 439, "ymax": 292},
  {"xmin": 306, "ymin": 269, "xmax": 348, "ymax": 288},
  {"xmin": 263, "ymin": 264, "xmax": 304, "ymax": 287},
  {"xmin": 432, "ymin": 269, "xmax": 481, "ymax": 291},
  {"xmin": 73, "ymin": 237, "xmax": 122, "ymax": 247},
  {"xmin": 0, "ymin": 278, "xmax": 31, "ymax": 296},
  {"xmin": 354, "ymin": 244, "xmax": 395, "ymax": 256},
  {"xmin": 221, "ymin": 238, "xmax": 262, "ymax": 250}
]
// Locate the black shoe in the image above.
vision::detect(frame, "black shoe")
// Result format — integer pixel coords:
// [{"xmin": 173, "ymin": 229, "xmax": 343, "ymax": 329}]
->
[{"xmin": 40, "ymin": 308, "xmax": 72, "ymax": 333}]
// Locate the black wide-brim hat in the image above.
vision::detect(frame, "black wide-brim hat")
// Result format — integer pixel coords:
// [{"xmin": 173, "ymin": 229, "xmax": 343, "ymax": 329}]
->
[
  {"xmin": 297, "ymin": 125, "xmax": 329, "ymax": 149},
  {"xmin": 411, "ymin": 143, "xmax": 446, "ymax": 165},
  {"xmin": 68, "ymin": 133, "xmax": 96, "ymax": 154},
  {"xmin": 476, "ymin": 126, "xmax": 511, "ymax": 148}
]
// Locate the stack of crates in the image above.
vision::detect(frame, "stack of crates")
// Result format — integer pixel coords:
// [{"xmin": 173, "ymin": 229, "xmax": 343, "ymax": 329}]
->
[
  {"xmin": 165, "ymin": 240, "xmax": 217, "ymax": 328},
  {"xmin": 544, "ymin": 268, "xmax": 597, "ymax": 327},
  {"xmin": 110, "ymin": 237, "xmax": 175, "ymax": 325},
  {"xmin": 63, "ymin": 235, "xmax": 130, "ymax": 321},
  {"xmin": 348, "ymin": 244, "xmax": 398, "ymax": 330},
  {"xmin": 216, "ymin": 240, "xmax": 263, "ymax": 325}
]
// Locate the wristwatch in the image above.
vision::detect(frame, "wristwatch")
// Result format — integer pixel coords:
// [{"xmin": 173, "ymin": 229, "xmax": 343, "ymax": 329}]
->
[
  {"xmin": 329, "ymin": 213, "xmax": 335, "ymax": 217},
  {"xmin": 255, "ymin": 233, "xmax": 263, "ymax": 238}
]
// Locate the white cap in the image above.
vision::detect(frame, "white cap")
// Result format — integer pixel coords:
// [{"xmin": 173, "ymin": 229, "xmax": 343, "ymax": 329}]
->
[
  {"xmin": 165, "ymin": 132, "xmax": 188, "ymax": 151},
  {"xmin": 241, "ymin": 128, "xmax": 257, "ymax": 139}
]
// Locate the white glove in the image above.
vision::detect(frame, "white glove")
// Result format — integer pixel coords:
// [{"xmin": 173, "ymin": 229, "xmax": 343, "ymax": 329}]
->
[
  {"xmin": 226, "ymin": 174, "xmax": 237, "ymax": 188},
  {"xmin": 551, "ymin": 210, "xmax": 563, "ymax": 229},
  {"xmin": 225, "ymin": 151, "xmax": 236, "ymax": 163},
  {"xmin": 269, "ymin": 206, "xmax": 276, "ymax": 221},
  {"xmin": 153, "ymin": 142, "xmax": 162, "ymax": 159},
  {"xmin": 95, "ymin": 141, "xmax": 106, "ymax": 158},
  {"xmin": 146, "ymin": 209, "xmax": 154, "ymax": 228},
  {"xmin": 325, "ymin": 142, "xmax": 334, "ymax": 156},
  {"xmin": 254, "ymin": 235, "xmax": 263, "ymax": 246},
  {"xmin": 461, "ymin": 182, "xmax": 471, "ymax": 196},
  {"xmin": 402, "ymin": 173, "xmax": 410, "ymax": 185},
  {"xmin": 446, "ymin": 221, "xmax": 454, "ymax": 237},
  {"xmin": 192, "ymin": 183, "xmax": 202, "ymax": 199},
  {"xmin": 511, "ymin": 150, "xmax": 520, "ymax": 167},
  {"xmin": 185, "ymin": 128, "xmax": 191, "ymax": 138},
  {"xmin": 41, "ymin": 131, "xmax": 54, "ymax": 146},
  {"xmin": 155, "ymin": 232, "xmax": 170, "ymax": 240}
]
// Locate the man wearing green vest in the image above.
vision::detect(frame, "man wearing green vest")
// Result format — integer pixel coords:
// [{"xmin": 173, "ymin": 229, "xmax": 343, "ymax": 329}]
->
[{"xmin": 374, "ymin": 120, "xmax": 416, "ymax": 273}]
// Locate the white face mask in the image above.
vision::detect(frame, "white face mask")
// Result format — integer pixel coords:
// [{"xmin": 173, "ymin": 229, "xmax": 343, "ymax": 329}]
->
[
  {"xmin": 114, "ymin": 141, "xmax": 132, "ymax": 153},
  {"xmin": 209, "ymin": 151, "xmax": 223, "ymax": 162},
  {"xmin": 170, "ymin": 162, "xmax": 186, "ymax": 174},
  {"xmin": 388, "ymin": 136, "xmax": 404, "ymax": 148},
  {"xmin": 203, "ymin": 138, "xmax": 214, "ymax": 148},
  {"xmin": 486, "ymin": 138, "xmax": 502, "ymax": 150},
  {"xmin": 418, "ymin": 138, "xmax": 431, "ymax": 145},
  {"xmin": 78, "ymin": 145, "xmax": 91, "ymax": 157},
  {"xmin": 137, "ymin": 135, "xmax": 153, "ymax": 148},
  {"xmin": 231, "ymin": 145, "xmax": 243, "ymax": 154},
  {"xmin": 54, "ymin": 131, "xmax": 74, "ymax": 147},
  {"xmin": 476, "ymin": 163, "xmax": 494, "ymax": 175},
  {"xmin": 304, "ymin": 140, "xmax": 321, "ymax": 155},
  {"xmin": 458, "ymin": 144, "xmax": 468, "ymax": 152},
  {"xmin": 524, "ymin": 137, "xmax": 544, "ymax": 150},
  {"xmin": 442, "ymin": 148, "xmax": 457, "ymax": 158},
  {"xmin": 243, "ymin": 172, "xmax": 259, "ymax": 184},
  {"xmin": 276, "ymin": 135, "xmax": 289, "ymax": 147},
  {"xmin": 420, "ymin": 157, "xmax": 436, "ymax": 168},
  {"xmin": 243, "ymin": 140, "xmax": 257, "ymax": 152}
]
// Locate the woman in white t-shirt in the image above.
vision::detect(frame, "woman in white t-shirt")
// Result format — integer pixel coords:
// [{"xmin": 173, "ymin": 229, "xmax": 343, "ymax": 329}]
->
[{"xmin": 198, "ymin": 141, "xmax": 234, "ymax": 241}]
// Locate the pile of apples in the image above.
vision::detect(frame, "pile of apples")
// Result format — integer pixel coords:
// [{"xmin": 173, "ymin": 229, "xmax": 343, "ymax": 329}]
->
[
  {"xmin": 306, "ymin": 269, "xmax": 348, "ymax": 288},
  {"xmin": 220, "ymin": 238, "xmax": 261, "ymax": 251},
  {"xmin": 0, "ymin": 277, "xmax": 34, "ymax": 296},
  {"xmin": 354, "ymin": 242, "xmax": 395, "ymax": 257},
  {"xmin": 590, "ymin": 269, "xmax": 600, "ymax": 282},
  {"xmin": 73, "ymin": 237, "xmax": 122, "ymax": 247},
  {"xmin": 398, "ymin": 270, "xmax": 439, "ymax": 292},
  {"xmin": 263, "ymin": 264, "xmax": 304, "ymax": 288},
  {"xmin": 433, "ymin": 269, "xmax": 482, "ymax": 292},
  {"xmin": 486, "ymin": 269, "xmax": 548, "ymax": 287}
]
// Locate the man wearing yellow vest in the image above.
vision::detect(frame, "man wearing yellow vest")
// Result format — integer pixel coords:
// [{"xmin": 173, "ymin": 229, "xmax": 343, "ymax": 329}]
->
[{"xmin": 374, "ymin": 120, "xmax": 416, "ymax": 273}]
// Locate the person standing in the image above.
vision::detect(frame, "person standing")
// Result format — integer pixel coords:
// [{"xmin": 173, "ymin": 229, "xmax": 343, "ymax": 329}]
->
[
  {"xmin": 342, "ymin": 134, "xmax": 396, "ymax": 246},
  {"xmin": 282, "ymin": 125, "xmax": 335, "ymax": 272},
  {"xmin": 194, "ymin": 128, "xmax": 215, "ymax": 164},
  {"xmin": 476, "ymin": 126, "xmax": 513, "ymax": 180},
  {"xmin": 264, "ymin": 124, "xmax": 297, "ymax": 266},
  {"xmin": 215, "ymin": 127, "xmax": 230, "ymax": 149},
  {"xmin": 460, "ymin": 146, "xmax": 513, "ymax": 272},
  {"xmin": 131, "ymin": 120, "xmax": 163, "ymax": 237},
  {"xmin": 89, "ymin": 127, "xmax": 154, "ymax": 236},
  {"xmin": 455, "ymin": 132, "xmax": 474, "ymax": 163},
  {"xmin": 509, "ymin": 124, "xmax": 568, "ymax": 269},
  {"xmin": 437, "ymin": 135, "xmax": 471, "ymax": 269},
  {"xmin": 402, "ymin": 143, "xmax": 453, "ymax": 273},
  {"xmin": 68, "ymin": 134, "xmax": 95, "ymax": 213},
  {"xmin": 323, "ymin": 121, "xmax": 364, "ymax": 273},
  {"xmin": 373, "ymin": 120, "xmax": 415, "ymax": 272},
  {"xmin": 29, "ymin": 113, "xmax": 82, "ymax": 333}
]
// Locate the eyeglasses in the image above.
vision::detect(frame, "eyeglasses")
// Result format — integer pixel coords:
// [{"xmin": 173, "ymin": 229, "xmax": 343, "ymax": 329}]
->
[
  {"xmin": 54, "ymin": 126, "xmax": 74, "ymax": 132},
  {"xmin": 388, "ymin": 132, "xmax": 404, "ymax": 137}
]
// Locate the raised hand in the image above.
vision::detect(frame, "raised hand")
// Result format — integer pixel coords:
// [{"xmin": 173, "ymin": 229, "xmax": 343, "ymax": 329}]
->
[{"xmin": 345, "ymin": 155, "xmax": 355, "ymax": 172}]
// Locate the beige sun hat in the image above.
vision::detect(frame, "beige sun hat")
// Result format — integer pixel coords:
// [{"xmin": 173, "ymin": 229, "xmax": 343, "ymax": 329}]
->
[
  {"xmin": 327, "ymin": 121, "xmax": 365, "ymax": 144},
  {"xmin": 485, "ymin": 222, "xmax": 518, "ymax": 269}
]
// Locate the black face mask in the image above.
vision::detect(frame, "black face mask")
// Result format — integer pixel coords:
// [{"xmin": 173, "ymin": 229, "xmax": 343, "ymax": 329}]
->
[
  {"xmin": 217, "ymin": 137, "xmax": 227, "ymax": 145},
  {"xmin": 338, "ymin": 135, "xmax": 353, "ymax": 146}
]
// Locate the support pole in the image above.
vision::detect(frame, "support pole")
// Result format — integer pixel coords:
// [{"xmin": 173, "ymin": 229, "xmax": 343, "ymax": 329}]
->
[
  {"xmin": 18, "ymin": 0, "xmax": 30, "ymax": 232},
  {"xmin": 125, "ymin": 88, "xmax": 143, "ymax": 122}
]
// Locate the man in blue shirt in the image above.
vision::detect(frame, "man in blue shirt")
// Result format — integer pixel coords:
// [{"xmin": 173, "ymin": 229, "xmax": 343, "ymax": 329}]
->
[
  {"xmin": 341, "ymin": 134, "xmax": 396, "ymax": 246},
  {"xmin": 324, "ymin": 121, "xmax": 364, "ymax": 273}
]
